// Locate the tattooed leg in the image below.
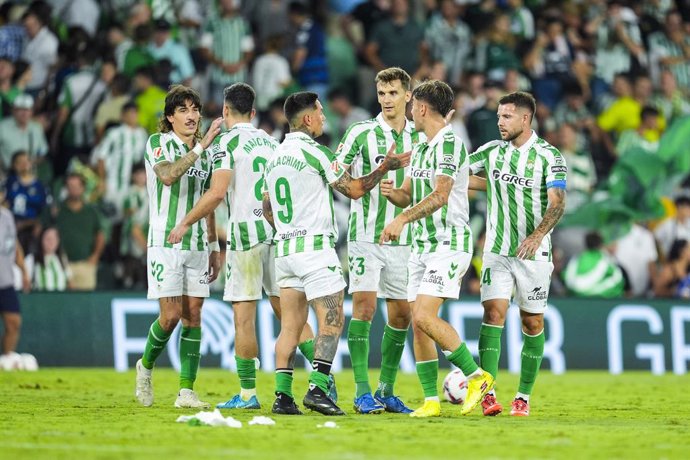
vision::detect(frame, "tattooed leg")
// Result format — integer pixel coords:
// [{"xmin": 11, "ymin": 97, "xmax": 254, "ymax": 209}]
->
[{"xmin": 311, "ymin": 290, "xmax": 345, "ymax": 362}]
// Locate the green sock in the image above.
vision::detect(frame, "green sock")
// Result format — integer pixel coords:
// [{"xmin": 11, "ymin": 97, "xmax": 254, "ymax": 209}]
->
[
  {"xmin": 415, "ymin": 359, "xmax": 439, "ymax": 398},
  {"xmin": 275, "ymin": 369, "xmax": 293, "ymax": 398},
  {"xmin": 479, "ymin": 323, "xmax": 503, "ymax": 379},
  {"xmin": 236, "ymin": 356, "xmax": 256, "ymax": 391},
  {"xmin": 309, "ymin": 370, "xmax": 330, "ymax": 394},
  {"xmin": 519, "ymin": 330, "xmax": 545, "ymax": 395},
  {"xmin": 347, "ymin": 319, "xmax": 371, "ymax": 397},
  {"xmin": 447, "ymin": 343, "xmax": 479, "ymax": 377},
  {"xmin": 179, "ymin": 326, "xmax": 201, "ymax": 390},
  {"xmin": 298, "ymin": 339, "xmax": 315, "ymax": 364},
  {"xmin": 378, "ymin": 324, "xmax": 408, "ymax": 397},
  {"xmin": 141, "ymin": 319, "xmax": 172, "ymax": 369}
]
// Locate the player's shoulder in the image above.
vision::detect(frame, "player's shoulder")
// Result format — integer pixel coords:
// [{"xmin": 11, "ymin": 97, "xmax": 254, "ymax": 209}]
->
[
  {"xmin": 533, "ymin": 137, "xmax": 564, "ymax": 160},
  {"xmin": 344, "ymin": 118, "xmax": 378, "ymax": 137},
  {"xmin": 147, "ymin": 132, "xmax": 165, "ymax": 148},
  {"xmin": 471, "ymin": 139, "xmax": 503, "ymax": 155}
]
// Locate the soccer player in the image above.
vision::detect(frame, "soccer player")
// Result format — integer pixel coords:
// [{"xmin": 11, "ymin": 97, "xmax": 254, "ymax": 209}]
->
[
  {"xmin": 134, "ymin": 85, "xmax": 223, "ymax": 409},
  {"xmin": 380, "ymin": 80, "xmax": 494, "ymax": 418},
  {"xmin": 263, "ymin": 91, "xmax": 410, "ymax": 416},
  {"xmin": 167, "ymin": 82, "xmax": 321, "ymax": 410},
  {"xmin": 469, "ymin": 91, "xmax": 567, "ymax": 417},
  {"xmin": 336, "ymin": 67, "xmax": 422, "ymax": 414}
]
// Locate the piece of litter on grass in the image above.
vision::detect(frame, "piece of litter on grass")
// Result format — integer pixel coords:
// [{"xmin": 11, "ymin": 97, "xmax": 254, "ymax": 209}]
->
[
  {"xmin": 317, "ymin": 421, "xmax": 338, "ymax": 428},
  {"xmin": 248, "ymin": 416, "xmax": 276, "ymax": 426},
  {"xmin": 175, "ymin": 409, "xmax": 242, "ymax": 428}
]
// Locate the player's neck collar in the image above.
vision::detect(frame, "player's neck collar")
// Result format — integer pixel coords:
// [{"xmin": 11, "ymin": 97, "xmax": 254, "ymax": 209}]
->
[
  {"xmin": 376, "ymin": 112, "xmax": 411, "ymax": 134},
  {"xmin": 510, "ymin": 130, "xmax": 538, "ymax": 154}
]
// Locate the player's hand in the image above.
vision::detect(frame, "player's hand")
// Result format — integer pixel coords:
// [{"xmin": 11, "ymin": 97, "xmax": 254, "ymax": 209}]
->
[
  {"xmin": 167, "ymin": 223, "xmax": 189, "ymax": 244},
  {"xmin": 200, "ymin": 117, "xmax": 224, "ymax": 149},
  {"xmin": 381, "ymin": 143, "xmax": 411, "ymax": 171},
  {"xmin": 380, "ymin": 215, "xmax": 406, "ymax": 244},
  {"xmin": 380, "ymin": 179, "xmax": 394, "ymax": 197},
  {"xmin": 208, "ymin": 251, "xmax": 220, "ymax": 283},
  {"xmin": 517, "ymin": 233, "xmax": 542, "ymax": 260}
]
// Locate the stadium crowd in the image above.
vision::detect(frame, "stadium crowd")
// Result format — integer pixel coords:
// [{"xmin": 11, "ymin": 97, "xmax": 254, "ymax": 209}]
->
[{"xmin": 0, "ymin": 0, "xmax": 689, "ymax": 298}]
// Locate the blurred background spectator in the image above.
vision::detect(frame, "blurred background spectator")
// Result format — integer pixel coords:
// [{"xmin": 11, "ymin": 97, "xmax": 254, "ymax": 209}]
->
[{"xmin": 0, "ymin": 0, "xmax": 686, "ymax": 298}]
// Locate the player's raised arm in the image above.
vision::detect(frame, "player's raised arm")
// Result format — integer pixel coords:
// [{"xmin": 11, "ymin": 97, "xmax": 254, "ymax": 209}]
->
[
  {"xmin": 330, "ymin": 142, "xmax": 410, "ymax": 200},
  {"xmin": 154, "ymin": 117, "xmax": 223, "ymax": 186},
  {"xmin": 380, "ymin": 177, "xmax": 412, "ymax": 208}
]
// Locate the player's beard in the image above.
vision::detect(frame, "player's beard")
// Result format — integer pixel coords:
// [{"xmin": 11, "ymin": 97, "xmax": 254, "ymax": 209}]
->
[{"xmin": 501, "ymin": 127, "xmax": 522, "ymax": 142}]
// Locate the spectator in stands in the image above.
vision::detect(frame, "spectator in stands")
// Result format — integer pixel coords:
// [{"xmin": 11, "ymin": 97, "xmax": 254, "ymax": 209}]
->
[
  {"xmin": 552, "ymin": 82, "xmax": 600, "ymax": 150},
  {"xmin": 55, "ymin": 0, "xmax": 100, "ymax": 37},
  {"xmin": 449, "ymin": 88, "xmax": 471, "ymax": 152},
  {"xmin": 564, "ymin": 231, "xmax": 626, "ymax": 298},
  {"xmin": 0, "ymin": 172, "xmax": 30, "ymax": 364},
  {"xmin": 287, "ymin": 2, "xmax": 329, "ymax": 100},
  {"xmin": 364, "ymin": 0, "xmax": 425, "ymax": 76},
  {"xmin": 107, "ymin": 22, "xmax": 133, "ymax": 73},
  {"xmin": 423, "ymin": 0, "xmax": 471, "ymax": 87},
  {"xmin": 201, "ymin": 0, "xmax": 254, "ymax": 103},
  {"xmin": 50, "ymin": 46, "xmax": 107, "ymax": 175},
  {"xmin": 5, "ymin": 150, "xmax": 47, "ymax": 253},
  {"xmin": 654, "ymin": 238, "xmax": 690, "ymax": 298},
  {"xmin": 507, "ymin": 0, "xmax": 535, "ymax": 42},
  {"xmin": 327, "ymin": 88, "xmax": 371, "ymax": 140},
  {"xmin": 120, "ymin": 163, "xmax": 148, "ymax": 290},
  {"xmin": 458, "ymin": 71, "xmax": 486, "ymax": 119},
  {"xmin": 655, "ymin": 195, "xmax": 690, "ymax": 259},
  {"xmin": 245, "ymin": 0, "xmax": 290, "ymax": 48},
  {"xmin": 260, "ymin": 97, "xmax": 288, "ymax": 142},
  {"xmin": 653, "ymin": 69, "xmax": 690, "ymax": 124},
  {"xmin": 26, "ymin": 226, "xmax": 71, "ymax": 291},
  {"xmin": 556, "ymin": 123, "xmax": 596, "ymax": 210},
  {"xmin": 91, "ymin": 102, "xmax": 147, "ymax": 222},
  {"xmin": 614, "ymin": 223, "xmax": 659, "ymax": 297},
  {"xmin": 648, "ymin": 9, "xmax": 690, "ymax": 94},
  {"xmin": 21, "ymin": 5, "xmax": 58, "ymax": 99},
  {"xmin": 148, "ymin": 19, "xmax": 195, "ymax": 86},
  {"xmin": 123, "ymin": 24, "xmax": 156, "ymax": 78},
  {"xmin": 0, "ymin": 94, "xmax": 48, "ymax": 171},
  {"xmin": 252, "ymin": 35, "xmax": 292, "ymax": 114},
  {"xmin": 53, "ymin": 173, "xmax": 104, "ymax": 291},
  {"xmin": 598, "ymin": 74, "xmax": 665, "ymax": 137},
  {"xmin": 466, "ymin": 79, "xmax": 502, "ymax": 150},
  {"xmin": 0, "ymin": 56, "xmax": 22, "ymax": 118},
  {"xmin": 94, "ymin": 74, "xmax": 132, "ymax": 139},
  {"xmin": 473, "ymin": 12, "xmax": 520, "ymax": 82},
  {"xmin": 615, "ymin": 106, "xmax": 662, "ymax": 156},
  {"xmin": 133, "ymin": 66, "xmax": 166, "ymax": 134},
  {"xmin": 0, "ymin": 3, "xmax": 26, "ymax": 63}
]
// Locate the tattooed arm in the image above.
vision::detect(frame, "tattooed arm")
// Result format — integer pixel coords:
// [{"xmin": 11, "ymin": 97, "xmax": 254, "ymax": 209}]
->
[
  {"xmin": 517, "ymin": 187, "xmax": 566, "ymax": 259},
  {"xmin": 262, "ymin": 191, "xmax": 275, "ymax": 230},
  {"xmin": 330, "ymin": 143, "xmax": 411, "ymax": 200}
]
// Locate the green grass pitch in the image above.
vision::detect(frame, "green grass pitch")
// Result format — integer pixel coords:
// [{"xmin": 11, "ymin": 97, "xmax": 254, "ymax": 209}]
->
[{"xmin": 2, "ymin": 369, "xmax": 689, "ymax": 459}]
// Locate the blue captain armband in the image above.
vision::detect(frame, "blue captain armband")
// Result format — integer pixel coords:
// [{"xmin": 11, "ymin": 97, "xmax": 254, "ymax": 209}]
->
[{"xmin": 546, "ymin": 180, "xmax": 566, "ymax": 189}]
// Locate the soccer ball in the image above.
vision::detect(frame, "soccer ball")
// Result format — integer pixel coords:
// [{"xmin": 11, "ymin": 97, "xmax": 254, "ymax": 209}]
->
[
  {"xmin": 20, "ymin": 353, "xmax": 39, "ymax": 371},
  {"xmin": 443, "ymin": 369, "xmax": 468, "ymax": 404}
]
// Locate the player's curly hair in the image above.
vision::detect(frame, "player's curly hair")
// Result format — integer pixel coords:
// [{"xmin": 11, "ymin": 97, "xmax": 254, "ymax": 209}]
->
[
  {"xmin": 158, "ymin": 84, "xmax": 203, "ymax": 140},
  {"xmin": 412, "ymin": 80, "xmax": 454, "ymax": 117},
  {"xmin": 375, "ymin": 67, "xmax": 411, "ymax": 90}
]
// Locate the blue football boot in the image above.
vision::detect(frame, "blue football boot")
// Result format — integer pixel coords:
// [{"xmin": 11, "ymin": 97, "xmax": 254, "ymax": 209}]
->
[
  {"xmin": 353, "ymin": 393, "xmax": 385, "ymax": 414},
  {"xmin": 216, "ymin": 394, "xmax": 261, "ymax": 409},
  {"xmin": 374, "ymin": 389, "xmax": 413, "ymax": 414}
]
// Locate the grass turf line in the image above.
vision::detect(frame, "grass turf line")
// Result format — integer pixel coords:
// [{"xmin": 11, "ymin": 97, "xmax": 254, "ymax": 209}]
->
[{"xmin": 2, "ymin": 369, "xmax": 689, "ymax": 460}]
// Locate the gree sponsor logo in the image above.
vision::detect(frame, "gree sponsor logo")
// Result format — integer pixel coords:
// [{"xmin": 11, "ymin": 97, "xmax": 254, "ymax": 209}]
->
[
  {"xmin": 410, "ymin": 168, "xmax": 432, "ymax": 179},
  {"xmin": 491, "ymin": 169, "xmax": 534, "ymax": 187},
  {"xmin": 187, "ymin": 167, "xmax": 209, "ymax": 179}
]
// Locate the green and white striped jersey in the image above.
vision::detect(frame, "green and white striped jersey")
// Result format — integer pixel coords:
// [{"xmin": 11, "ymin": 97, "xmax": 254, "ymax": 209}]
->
[
  {"xmin": 564, "ymin": 250, "xmax": 624, "ymax": 298},
  {"xmin": 469, "ymin": 131, "xmax": 567, "ymax": 261},
  {"xmin": 144, "ymin": 131, "xmax": 211, "ymax": 250},
  {"xmin": 336, "ymin": 113, "xmax": 424, "ymax": 245},
  {"xmin": 408, "ymin": 125, "xmax": 472, "ymax": 254},
  {"xmin": 31, "ymin": 254, "xmax": 69, "ymax": 291},
  {"xmin": 264, "ymin": 132, "xmax": 344, "ymax": 257},
  {"xmin": 91, "ymin": 124, "xmax": 148, "ymax": 213},
  {"xmin": 121, "ymin": 185, "xmax": 149, "ymax": 258},
  {"xmin": 209, "ymin": 122, "xmax": 277, "ymax": 251}
]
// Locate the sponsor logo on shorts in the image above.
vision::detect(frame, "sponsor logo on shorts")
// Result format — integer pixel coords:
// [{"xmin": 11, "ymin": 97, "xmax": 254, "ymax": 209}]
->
[
  {"xmin": 422, "ymin": 270, "xmax": 445, "ymax": 289},
  {"xmin": 200, "ymin": 271, "xmax": 210, "ymax": 285},
  {"xmin": 491, "ymin": 169, "xmax": 534, "ymax": 187},
  {"xmin": 527, "ymin": 286, "xmax": 547, "ymax": 301}
]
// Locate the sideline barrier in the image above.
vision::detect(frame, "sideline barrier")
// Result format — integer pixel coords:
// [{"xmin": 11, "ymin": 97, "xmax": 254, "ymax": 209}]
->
[{"xmin": 15, "ymin": 293, "xmax": 690, "ymax": 374}]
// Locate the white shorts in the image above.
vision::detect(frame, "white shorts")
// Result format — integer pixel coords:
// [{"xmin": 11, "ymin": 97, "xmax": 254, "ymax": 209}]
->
[
  {"xmin": 147, "ymin": 246, "xmax": 210, "ymax": 299},
  {"xmin": 275, "ymin": 248, "xmax": 347, "ymax": 301},
  {"xmin": 480, "ymin": 252, "xmax": 554, "ymax": 314},
  {"xmin": 407, "ymin": 250, "xmax": 472, "ymax": 302},
  {"xmin": 223, "ymin": 243, "xmax": 279, "ymax": 302},
  {"xmin": 347, "ymin": 241, "xmax": 409, "ymax": 299}
]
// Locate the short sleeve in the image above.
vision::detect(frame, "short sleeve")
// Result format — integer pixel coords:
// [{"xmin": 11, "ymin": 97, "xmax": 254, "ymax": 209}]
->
[
  {"xmin": 145, "ymin": 134, "xmax": 168, "ymax": 166},
  {"xmin": 302, "ymin": 144, "xmax": 344, "ymax": 185},
  {"xmin": 434, "ymin": 135, "xmax": 463, "ymax": 179},
  {"xmin": 210, "ymin": 132, "xmax": 236, "ymax": 172},
  {"xmin": 468, "ymin": 141, "xmax": 498, "ymax": 174},
  {"xmin": 336, "ymin": 124, "xmax": 364, "ymax": 167},
  {"xmin": 544, "ymin": 149, "xmax": 567, "ymax": 189}
]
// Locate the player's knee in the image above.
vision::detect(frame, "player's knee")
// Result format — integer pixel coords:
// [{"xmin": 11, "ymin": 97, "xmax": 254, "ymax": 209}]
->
[
  {"xmin": 234, "ymin": 317, "xmax": 255, "ymax": 334},
  {"xmin": 4, "ymin": 315, "xmax": 21, "ymax": 332},
  {"xmin": 482, "ymin": 308, "xmax": 505, "ymax": 326},
  {"xmin": 158, "ymin": 315, "xmax": 180, "ymax": 332},
  {"xmin": 353, "ymin": 303, "xmax": 376, "ymax": 321},
  {"xmin": 521, "ymin": 316, "xmax": 544, "ymax": 335}
]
